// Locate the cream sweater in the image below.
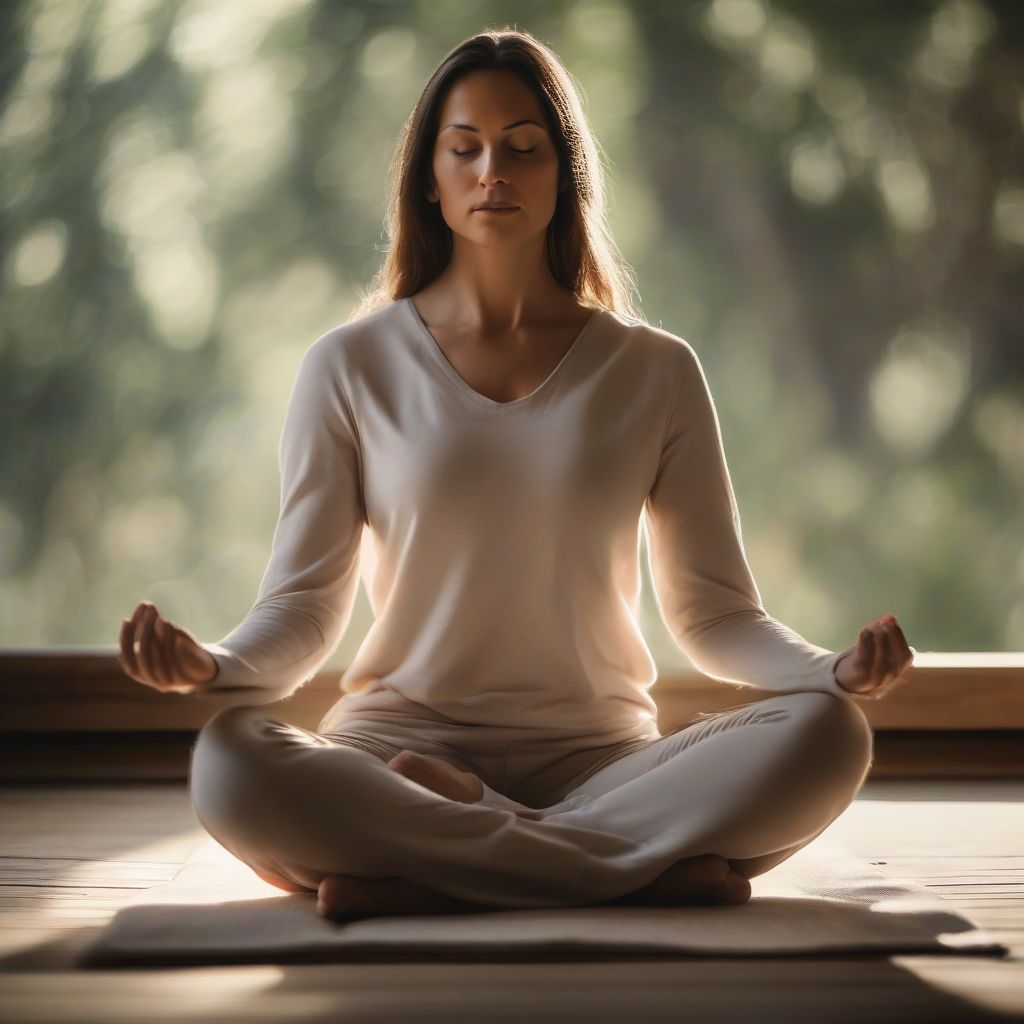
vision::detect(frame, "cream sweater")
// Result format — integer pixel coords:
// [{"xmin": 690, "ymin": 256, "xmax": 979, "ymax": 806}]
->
[{"xmin": 199, "ymin": 297, "xmax": 846, "ymax": 740}]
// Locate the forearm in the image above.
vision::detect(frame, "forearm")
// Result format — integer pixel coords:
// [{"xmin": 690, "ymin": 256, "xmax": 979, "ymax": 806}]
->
[{"xmin": 678, "ymin": 607, "xmax": 849, "ymax": 698}]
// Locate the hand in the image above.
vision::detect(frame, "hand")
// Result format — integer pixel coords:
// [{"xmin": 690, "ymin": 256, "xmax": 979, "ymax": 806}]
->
[
  {"xmin": 118, "ymin": 601, "xmax": 219, "ymax": 695},
  {"xmin": 834, "ymin": 613, "xmax": 915, "ymax": 700}
]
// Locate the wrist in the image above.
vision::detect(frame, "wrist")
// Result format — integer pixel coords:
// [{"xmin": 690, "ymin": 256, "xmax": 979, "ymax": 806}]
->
[{"xmin": 832, "ymin": 651, "xmax": 851, "ymax": 691}]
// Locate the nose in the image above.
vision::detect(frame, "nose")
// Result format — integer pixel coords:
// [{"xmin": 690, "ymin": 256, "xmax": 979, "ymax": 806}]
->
[{"xmin": 477, "ymin": 148, "xmax": 512, "ymax": 186}]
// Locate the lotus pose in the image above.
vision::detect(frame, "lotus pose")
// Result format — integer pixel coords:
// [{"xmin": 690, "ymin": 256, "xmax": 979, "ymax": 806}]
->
[{"xmin": 119, "ymin": 29, "xmax": 914, "ymax": 921}]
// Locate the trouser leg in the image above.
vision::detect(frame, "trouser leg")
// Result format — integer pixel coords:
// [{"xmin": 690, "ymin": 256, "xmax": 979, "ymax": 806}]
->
[
  {"xmin": 188, "ymin": 706, "xmax": 648, "ymax": 909},
  {"xmin": 540, "ymin": 690, "xmax": 874, "ymax": 902}
]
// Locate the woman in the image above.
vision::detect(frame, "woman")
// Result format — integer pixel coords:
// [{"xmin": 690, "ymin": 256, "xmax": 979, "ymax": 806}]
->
[{"xmin": 118, "ymin": 29, "xmax": 914, "ymax": 920}]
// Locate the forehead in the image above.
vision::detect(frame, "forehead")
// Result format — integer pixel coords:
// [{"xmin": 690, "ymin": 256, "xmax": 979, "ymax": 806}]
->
[{"xmin": 437, "ymin": 70, "xmax": 546, "ymax": 126}]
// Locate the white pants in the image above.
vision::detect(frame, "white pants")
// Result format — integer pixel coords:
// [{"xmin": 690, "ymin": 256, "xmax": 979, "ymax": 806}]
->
[{"xmin": 188, "ymin": 690, "xmax": 874, "ymax": 909}]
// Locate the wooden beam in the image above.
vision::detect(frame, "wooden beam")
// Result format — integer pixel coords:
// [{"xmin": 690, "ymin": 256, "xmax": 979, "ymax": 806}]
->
[
  {"xmin": 1, "ymin": 730, "xmax": 1021, "ymax": 783},
  {"xmin": 1, "ymin": 648, "xmax": 1021, "ymax": 731}
]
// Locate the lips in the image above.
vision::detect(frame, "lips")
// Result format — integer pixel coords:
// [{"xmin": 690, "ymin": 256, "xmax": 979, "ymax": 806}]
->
[{"xmin": 473, "ymin": 203, "xmax": 520, "ymax": 210}]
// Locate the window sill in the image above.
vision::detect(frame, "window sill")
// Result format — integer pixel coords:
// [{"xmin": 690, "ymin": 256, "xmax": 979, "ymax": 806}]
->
[{"xmin": 1, "ymin": 648, "xmax": 1021, "ymax": 732}]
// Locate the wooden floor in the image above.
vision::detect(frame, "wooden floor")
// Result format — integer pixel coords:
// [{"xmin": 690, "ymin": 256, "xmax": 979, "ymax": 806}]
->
[{"xmin": 0, "ymin": 778, "xmax": 1021, "ymax": 1023}]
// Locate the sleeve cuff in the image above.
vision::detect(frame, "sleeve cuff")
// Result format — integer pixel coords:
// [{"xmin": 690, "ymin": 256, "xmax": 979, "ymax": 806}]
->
[
  {"xmin": 827, "ymin": 650, "xmax": 851, "ymax": 697},
  {"xmin": 189, "ymin": 643, "xmax": 292, "ymax": 708},
  {"xmin": 199, "ymin": 643, "xmax": 259, "ymax": 690}
]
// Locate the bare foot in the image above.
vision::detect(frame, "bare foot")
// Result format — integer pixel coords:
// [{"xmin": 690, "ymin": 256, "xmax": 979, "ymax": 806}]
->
[
  {"xmin": 317, "ymin": 854, "xmax": 751, "ymax": 921},
  {"xmin": 250, "ymin": 863, "xmax": 310, "ymax": 893},
  {"xmin": 386, "ymin": 750, "xmax": 485, "ymax": 804},
  {"xmin": 317, "ymin": 872, "xmax": 497, "ymax": 921},
  {"xmin": 607, "ymin": 854, "xmax": 752, "ymax": 907},
  {"xmin": 315, "ymin": 752, "xmax": 498, "ymax": 921}
]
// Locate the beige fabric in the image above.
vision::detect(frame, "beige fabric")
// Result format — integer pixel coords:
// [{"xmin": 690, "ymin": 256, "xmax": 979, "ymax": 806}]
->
[
  {"xmin": 186, "ymin": 693, "xmax": 875, "ymax": 908},
  {"xmin": 195, "ymin": 297, "xmax": 846, "ymax": 738}
]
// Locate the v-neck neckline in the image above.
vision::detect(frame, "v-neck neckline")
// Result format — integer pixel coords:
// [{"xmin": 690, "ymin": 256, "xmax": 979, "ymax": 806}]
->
[{"xmin": 404, "ymin": 296, "xmax": 601, "ymax": 412}]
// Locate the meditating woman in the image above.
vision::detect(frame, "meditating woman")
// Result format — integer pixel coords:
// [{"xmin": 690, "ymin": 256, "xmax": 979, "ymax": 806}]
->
[{"xmin": 117, "ymin": 28, "xmax": 914, "ymax": 921}]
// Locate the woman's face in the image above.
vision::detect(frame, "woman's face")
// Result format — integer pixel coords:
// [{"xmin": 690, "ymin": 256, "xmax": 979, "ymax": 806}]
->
[{"xmin": 429, "ymin": 69, "xmax": 563, "ymax": 247}]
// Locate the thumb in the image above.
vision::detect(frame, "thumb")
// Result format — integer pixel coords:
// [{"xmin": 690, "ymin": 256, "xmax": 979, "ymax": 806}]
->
[
  {"xmin": 841, "ymin": 629, "xmax": 881, "ymax": 692},
  {"xmin": 175, "ymin": 632, "xmax": 209, "ymax": 674}
]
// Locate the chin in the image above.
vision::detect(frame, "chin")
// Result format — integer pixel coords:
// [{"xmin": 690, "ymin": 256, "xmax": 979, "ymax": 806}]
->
[{"xmin": 456, "ymin": 228, "xmax": 529, "ymax": 247}]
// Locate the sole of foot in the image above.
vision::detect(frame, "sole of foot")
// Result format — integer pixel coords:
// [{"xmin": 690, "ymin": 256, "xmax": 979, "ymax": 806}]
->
[
  {"xmin": 386, "ymin": 750, "xmax": 484, "ymax": 804},
  {"xmin": 316, "ymin": 854, "xmax": 752, "ymax": 921},
  {"xmin": 317, "ymin": 872, "xmax": 495, "ymax": 921},
  {"xmin": 614, "ymin": 854, "xmax": 752, "ymax": 907}
]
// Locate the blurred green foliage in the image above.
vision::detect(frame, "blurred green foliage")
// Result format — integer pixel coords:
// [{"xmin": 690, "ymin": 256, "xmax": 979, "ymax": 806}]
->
[{"xmin": 2, "ymin": 0, "xmax": 1022, "ymax": 672}]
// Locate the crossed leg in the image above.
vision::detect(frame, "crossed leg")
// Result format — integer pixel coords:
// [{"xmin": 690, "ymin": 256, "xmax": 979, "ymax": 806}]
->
[
  {"xmin": 537, "ymin": 690, "xmax": 874, "ymax": 902},
  {"xmin": 316, "ymin": 751, "xmax": 752, "ymax": 917},
  {"xmin": 188, "ymin": 690, "xmax": 872, "ymax": 917}
]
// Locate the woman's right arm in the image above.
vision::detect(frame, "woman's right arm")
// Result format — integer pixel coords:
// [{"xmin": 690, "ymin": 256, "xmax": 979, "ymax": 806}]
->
[
  {"xmin": 194, "ymin": 334, "xmax": 366, "ymax": 707},
  {"xmin": 118, "ymin": 334, "xmax": 366, "ymax": 709}
]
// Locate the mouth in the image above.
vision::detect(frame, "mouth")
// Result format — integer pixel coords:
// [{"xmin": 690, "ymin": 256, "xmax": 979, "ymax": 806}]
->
[{"xmin": 473, "ymin": 204, "xmax": 520, "ymax": 212}]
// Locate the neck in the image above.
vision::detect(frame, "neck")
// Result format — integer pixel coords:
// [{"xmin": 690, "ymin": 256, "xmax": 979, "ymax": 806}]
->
[{"xmin": 429, "ymin": 237, "xmax": 570, "ymax": 329}]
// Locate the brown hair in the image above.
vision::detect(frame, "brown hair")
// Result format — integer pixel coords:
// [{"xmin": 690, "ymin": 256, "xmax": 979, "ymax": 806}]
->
[{"xmin": 347, "ymin": 26, "xmax": 645, "ymax": 323}]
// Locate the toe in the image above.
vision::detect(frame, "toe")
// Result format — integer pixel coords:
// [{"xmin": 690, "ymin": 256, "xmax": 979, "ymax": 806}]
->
[
  {"xmin": 723, "ymin": 871, "xmax": 752, "ymax": 904},
  {"xmin": 317, "ymin": 874, "xmax": 340, "ymax": 917},
  {"xmin": 317, "ymin": 873, "xmax": 367, "ymax": 919}
]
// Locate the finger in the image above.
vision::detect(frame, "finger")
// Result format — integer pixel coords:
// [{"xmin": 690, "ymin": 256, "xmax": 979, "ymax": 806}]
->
[
  {"xmin": 125, "ymin": 606, "xmax": 162, "ymax": 691},
  {"xmin": 177, "ymin": 630, "xmax": 210, "ymax": 682},
  {"xmin": 167, "ymin": 627, "xmax": 199, "ymax": 692},
  {"xmin": 864, "ymin": 622, "xmax": 888, "ymax": 696},
  {"xmin": 858, "ymin": 626, "xmax": 874, "ymax": 678},
  {"xmin": 885, "ymin": 631, "xmax": 911, "ymax": 680},
  {"xmin": 153, "ymin": 617, "xmax": 175, "ymax": 689},
  {"xmin": 119, "ymin": 615, "xmax": 141, "ymax": 681},
  {"xmin": 167, "ymin": 627, "xmax": 190, "ymax": 679},
  {"xmin": 876, "ymin": 623, "xmax": 898, "ymax": 684},
  {"xmin": 889, "ymin": 619, "xmax": 915, "ymax": 675},
  {"xmin": 179, "ymin": 635, "xmax": 206, "ymax": 677},
  {"xmin": 901, "ymin": 649, "xmax": 915, "ymax": 675},
  {"xmin": 121, "ymin": 606, "xmax": 147, "ymax": 681},
  {"xmin": 137, "ymin": 606, "xmax": 160, "ymax": 684},
  {"xmin": 887, "ymin": 615, "xmax": 909, "ymax": 650},
  {"xmin": 162, "ymin": 620, "xmax": 186, "ymax": 690},
  {"xmin": 885, "ymin": 622, "xmax": 906, "ymax": 682},
  {"xmin": 158, "ymin": 620, "xmax": 184, "ymax": 691},
  {"xmin": 868, "ymin": 624, "xmax": 888, "ymax": 687}
]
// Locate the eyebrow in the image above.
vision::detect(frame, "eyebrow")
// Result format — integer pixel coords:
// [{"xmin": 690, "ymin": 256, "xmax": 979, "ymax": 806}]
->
[{"xmin": 441, "ymin": 119, "xmax": 545, "ymax": 132}]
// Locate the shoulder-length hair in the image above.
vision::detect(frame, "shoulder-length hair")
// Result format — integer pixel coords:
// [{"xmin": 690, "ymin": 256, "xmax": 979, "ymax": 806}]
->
[{"xmin": 347, "ymin": 26, "xmax": 645, "ymax": 323}]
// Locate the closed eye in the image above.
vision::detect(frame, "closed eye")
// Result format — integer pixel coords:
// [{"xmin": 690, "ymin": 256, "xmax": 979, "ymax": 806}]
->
[{"xmin": 452, "ymin": 147, "xmax": 537, "ymax": 156}]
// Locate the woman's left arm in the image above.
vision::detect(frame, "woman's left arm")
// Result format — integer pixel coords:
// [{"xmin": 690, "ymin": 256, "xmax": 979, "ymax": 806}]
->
[{"xmin": 643, "ymin": 339, "xmax": 913, "ymax": 701}]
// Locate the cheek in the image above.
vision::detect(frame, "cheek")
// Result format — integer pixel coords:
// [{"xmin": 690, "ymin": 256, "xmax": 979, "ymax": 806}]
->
[
  {"xmin": 532, "ymin": 160, "xmax": 563, "ymax": 200},
  {"xmin": 432, "ymin": 153, "xmax": 461, "ymax": 186},
  {"xmin": 435, "ymin": 162, "xmax": 477, "ymax": 198}
]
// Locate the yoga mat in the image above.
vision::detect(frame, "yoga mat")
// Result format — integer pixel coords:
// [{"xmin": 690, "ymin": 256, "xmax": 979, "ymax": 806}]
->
[{"xmin": 78, "ymin": 834, "xmax": 1009, "ymax": 966}]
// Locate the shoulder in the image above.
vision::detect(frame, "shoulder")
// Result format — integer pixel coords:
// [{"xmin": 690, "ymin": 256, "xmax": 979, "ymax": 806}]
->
[
  {"xmin": 305, "ymin": 301, "xmax": 402, "ymax": 369},
  {"xmin": 285, "ymin": 303, "xmax": 404, "ymax": 425},
  {"xmin": 601, "ymin": 309, "xmax": 704, "ymax": 384}
]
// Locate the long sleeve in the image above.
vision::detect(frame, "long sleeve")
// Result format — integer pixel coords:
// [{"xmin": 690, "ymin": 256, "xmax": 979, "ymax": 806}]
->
[
  {"xmin": 196, "ymin": 335, "xmax": 366, "ymax": 708},
  {"xmin": 643, "ymin": 339, "xmax": 847, "ymax": 697}
]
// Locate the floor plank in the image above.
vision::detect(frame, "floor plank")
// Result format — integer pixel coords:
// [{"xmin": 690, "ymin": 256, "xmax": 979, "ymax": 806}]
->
[{"xmin": 0, "ymin": 779, "xmax": 1021, "ymax": 1023}]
